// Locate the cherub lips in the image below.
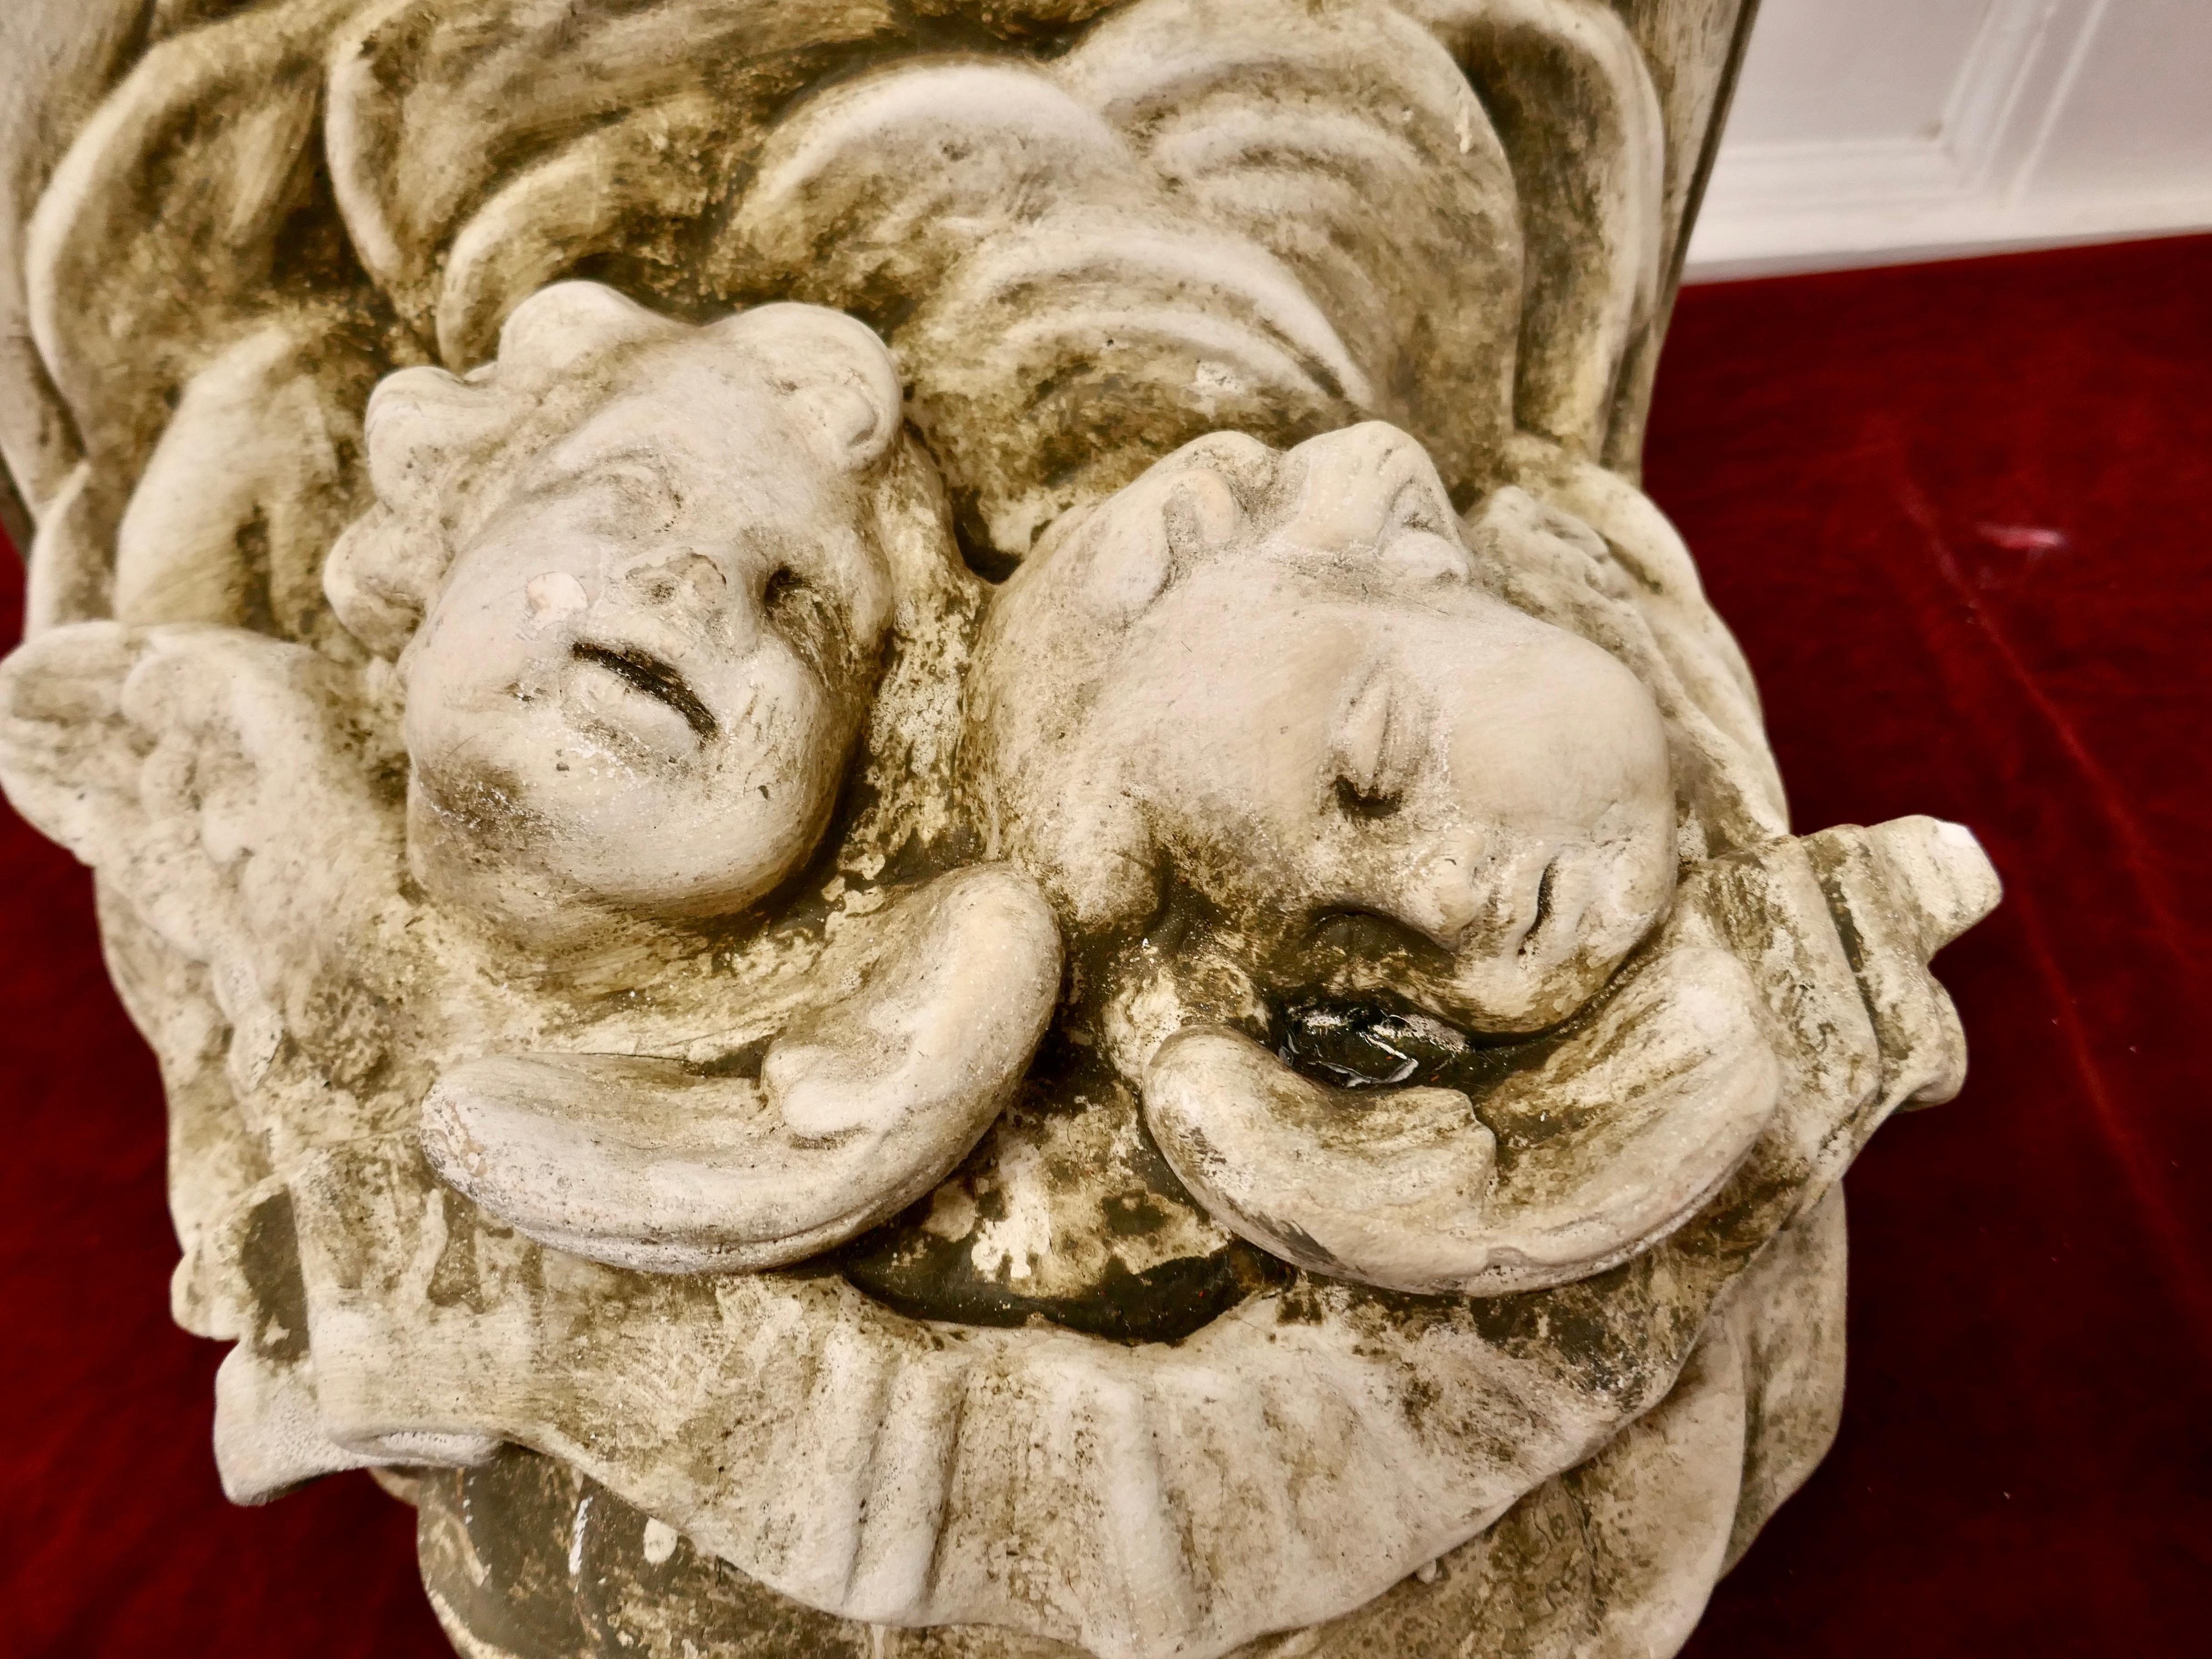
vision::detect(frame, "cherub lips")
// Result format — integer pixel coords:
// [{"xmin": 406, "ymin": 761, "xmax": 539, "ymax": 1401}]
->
[
  {"xmin": 1305, "ymin": 902, "xmax": 1463, "ymax": 967},
  {"xmin": 568, "ymin": 637, "xmax": 719, "ymax": 741},
  {"xmin": 1300, "ymin": 904, "xmax": 1516, "ymax": 1029},
  {"xmin": 1301, "ymin": 884, "xmax": 1603, "ymax": 1036}
]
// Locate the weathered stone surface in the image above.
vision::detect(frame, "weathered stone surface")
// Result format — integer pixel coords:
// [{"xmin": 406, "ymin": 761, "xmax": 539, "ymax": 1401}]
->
[{"xmin": 0, "ymin": 4, "xmax": 1997, "ymax": 1657}]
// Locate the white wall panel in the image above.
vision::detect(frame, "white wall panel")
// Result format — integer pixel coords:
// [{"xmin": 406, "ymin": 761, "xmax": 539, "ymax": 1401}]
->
[
  {"xmin": 1685, "ymin": 0, "xmax": 2212, "ymax": 279},
  {"xmin": 1724, "ymin": 0, "xmax": 1992, "ymax": 146},
  {"xmin": 2025, "ymin": 0, "xmax": 2212, "ymax": 200}
]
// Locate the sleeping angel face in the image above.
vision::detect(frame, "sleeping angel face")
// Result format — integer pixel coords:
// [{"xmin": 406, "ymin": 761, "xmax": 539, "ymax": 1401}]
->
[
  {"xmin": 325, "ymin": 282, "xmax": 908, "ymax": 949},
  {"xmin": 971, "ymin": 421, "xmax": 1678, "ymax": 1038},
  {"xmin": 1107, "ymin": 497, "xmax": 1676, "ymax": 1036},
  {"xmin": 951, "ymin": 419, "xmax": 1763, "ymax": 1312}
]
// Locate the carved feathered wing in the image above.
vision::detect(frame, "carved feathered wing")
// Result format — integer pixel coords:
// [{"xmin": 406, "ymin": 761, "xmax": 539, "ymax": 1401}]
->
[
  {"xmin": 1061, "ymin": 0, "xmax": 1527, "ymax": 493},
  {"xmin": 326, "ymin": 0, "xmax": 910, "ymax": 366},
  {"xmin": 1404, "ymin": 0, "xmax": 1668, "ymax": 453},
  {"xmin": 718, "ymin": 54, "xmax": 1372, "ymax": 556},
  {"xmin": 21, "ymin": 0, "xmax": 378, "ymax": 632},
  {"xmin": 20, "ymin": 0, "xmax": 1720, "ymax": 640},
  {"xmin": 0, "ymin": 622, "xmax": 409, "ymax": 1108}
]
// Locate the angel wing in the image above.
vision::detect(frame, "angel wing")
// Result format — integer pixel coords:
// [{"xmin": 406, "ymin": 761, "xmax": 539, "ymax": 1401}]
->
[
  {"xmin": 721, "ymin": 54, "xmax": 1369, "ymax": 558},
  {"xmin": 0, "ymin": 621, "xmax": 411, "ymax": 1101},
  {"xmin": 1400, "ymin": 0, "xmax": 1669, "ymax": 455},
  {"xmin": 24, "ymin": 0, "xmax": 379, "ymax": 631},
  {"xmin": 108, "ymin": 311, "xmax": 381, "ymax": 653},
  {"xmin": 327, "ymin": 0, "xmax": 907, "ymax": 363},
  {"xmin": 1058, "ymin": 0, "xmax": 1528, "ymax": 497}
]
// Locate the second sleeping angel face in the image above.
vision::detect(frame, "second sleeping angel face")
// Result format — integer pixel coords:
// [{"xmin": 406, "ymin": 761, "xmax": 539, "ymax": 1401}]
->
[{"xmin": 972, "ymin": 421, "xmax": 1676, "ymax": 1034}]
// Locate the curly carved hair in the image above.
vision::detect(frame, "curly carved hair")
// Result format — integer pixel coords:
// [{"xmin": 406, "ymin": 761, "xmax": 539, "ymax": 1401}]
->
[{"xmin": 322, "ymin": 281, "xmax": 906, "ymax": 661}]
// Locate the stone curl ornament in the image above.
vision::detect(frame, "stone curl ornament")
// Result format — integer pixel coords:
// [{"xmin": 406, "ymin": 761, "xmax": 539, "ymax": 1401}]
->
[{"xmin": 0, "ymin": 3, "xmax": 1999, "ymax": 1658}]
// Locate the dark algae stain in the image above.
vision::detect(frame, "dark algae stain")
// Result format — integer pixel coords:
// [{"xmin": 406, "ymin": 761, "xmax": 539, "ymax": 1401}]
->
[
  {"xmin": 238, "ymin": 1186, "xmax": 311, "ymax": 1365},
  {"xmin": 839, "ymin": 1224, "xmax": 1291, "ymax": 1345}
]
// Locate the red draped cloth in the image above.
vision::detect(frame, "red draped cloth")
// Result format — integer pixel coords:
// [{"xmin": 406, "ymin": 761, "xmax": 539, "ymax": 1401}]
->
[{"xmin": 4, "ymin": 234, "xmax": 2207, "ymax": 1655}]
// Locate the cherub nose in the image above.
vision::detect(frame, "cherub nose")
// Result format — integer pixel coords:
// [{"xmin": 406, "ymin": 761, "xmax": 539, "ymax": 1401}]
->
[{"xmin": 617, "ymin": 550, "xmax": 755, "ymax": 643}]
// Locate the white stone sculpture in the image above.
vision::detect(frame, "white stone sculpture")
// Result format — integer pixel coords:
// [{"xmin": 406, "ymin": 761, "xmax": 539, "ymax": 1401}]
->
[{"xmin": 0, "ymin": 3, "xmax": 1999, "ymax": 1657}]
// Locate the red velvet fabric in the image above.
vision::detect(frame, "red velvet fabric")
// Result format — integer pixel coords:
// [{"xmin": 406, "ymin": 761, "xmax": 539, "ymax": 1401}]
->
[{"xmin": 4, "ymin": 234, "xmax": 2206, "ymax": 1654}]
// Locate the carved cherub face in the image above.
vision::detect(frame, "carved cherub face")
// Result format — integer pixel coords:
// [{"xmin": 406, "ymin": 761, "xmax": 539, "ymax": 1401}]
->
[
  {"xmin": 973, "ymin": 422, "xmax": 1675, "ymax": 1031},
  {"xmin": 326, "ymin": 284, "xmax": 904, "ymax": 946}
]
